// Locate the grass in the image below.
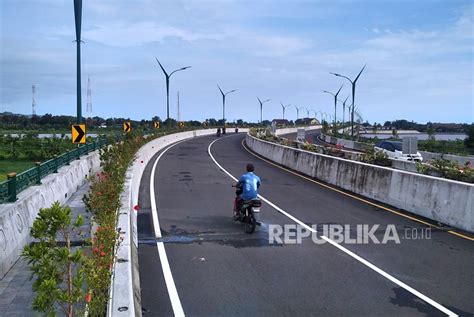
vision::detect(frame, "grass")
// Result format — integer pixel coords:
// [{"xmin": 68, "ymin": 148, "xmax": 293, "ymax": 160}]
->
[{"xmin": 0, "ymin": 160, "xmax": 36, "ymax": 181}]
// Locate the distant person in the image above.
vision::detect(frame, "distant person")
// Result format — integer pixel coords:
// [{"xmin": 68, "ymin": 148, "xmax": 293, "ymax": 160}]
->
[{"xmin": 234, "ymin": 163, "xmax": 261, "ymax": 220}]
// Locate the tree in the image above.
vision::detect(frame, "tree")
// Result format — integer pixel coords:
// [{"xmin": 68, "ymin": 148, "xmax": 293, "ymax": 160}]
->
[{"xmin": 465, "ymin": 124, "xmax": 474, "ymax": 149}]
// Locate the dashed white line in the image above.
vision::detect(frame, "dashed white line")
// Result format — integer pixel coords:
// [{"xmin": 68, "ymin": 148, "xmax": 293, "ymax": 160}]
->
[{"xmin": 207, "ymin": 136, "xmax": 457, "ymax": 317}]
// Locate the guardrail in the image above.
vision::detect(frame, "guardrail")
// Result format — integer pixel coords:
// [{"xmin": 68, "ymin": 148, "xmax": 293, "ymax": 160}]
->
[{"xmin": 0, "ymin": 137, "xmax": 112, "ymax": 203}]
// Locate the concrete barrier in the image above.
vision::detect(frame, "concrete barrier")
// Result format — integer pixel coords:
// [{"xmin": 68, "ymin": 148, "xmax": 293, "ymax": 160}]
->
[
  {"xmin": 246, "ymin": 134, "xmax": 474, "ymax": 233},
  {"xmin": 419, "ymin": 151, "xmax": 474, "ymax": 166},
  {"xmin": 275, "ymin": 126, "xmax": 320, "ymax": 136},
  {"xmin": 108, "ymin": 129, "xmax": 248, "ymax": 317},
  {"xmin": 320, "ymin": 132, "xmax": 374, "ymax": 152},
  {"xmin": 0, "ymin": 151, "xmax": 101, "ymax": 279}
]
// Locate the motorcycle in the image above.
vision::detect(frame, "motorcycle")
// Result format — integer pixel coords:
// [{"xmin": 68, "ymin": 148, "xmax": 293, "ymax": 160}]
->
[
  {"xmin": 233, "ymin": 185, "xmax": 262, "ymax": 233},
  {"xmin": 235, "ymin": 127, "xmax": 239, "ymax": 133},
  {"xmin": 216, "ymin": 128, "xmax": 221, "ymax": 137}
]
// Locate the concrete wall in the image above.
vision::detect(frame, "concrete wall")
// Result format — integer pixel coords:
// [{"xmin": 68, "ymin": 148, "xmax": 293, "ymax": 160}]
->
[
  {"xmin": 275, "ymin": 126, "xmax": 320, "ymax": 136},
  {"xmin": 419, "ymin": 151, "xmax": 474, "ymax": 166},
  {"xmin": 320, "ymin": 132, "xmax": 374, "ymax": 152},
  {"xmin": 0, "ymin": 151, "xmax": 101, "ymax": 279},
  {"xmin": 246, "ymin": 134, "xmax": 474, "ymax": 233},
  {"xmin": 109, "ymin": 129, "xmax": 249, "ymax": 317}
]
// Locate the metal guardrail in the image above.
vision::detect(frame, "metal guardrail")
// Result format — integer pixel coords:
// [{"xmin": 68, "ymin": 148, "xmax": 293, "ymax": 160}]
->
[{"xmin": 0, "ymin": 138, "xmax": 111, "ymax": 203}]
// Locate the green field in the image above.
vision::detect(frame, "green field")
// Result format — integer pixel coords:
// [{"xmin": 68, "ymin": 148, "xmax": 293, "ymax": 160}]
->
[{"xmin": 0, "ymin": 160, "xmax": 36, "ymax": 182}]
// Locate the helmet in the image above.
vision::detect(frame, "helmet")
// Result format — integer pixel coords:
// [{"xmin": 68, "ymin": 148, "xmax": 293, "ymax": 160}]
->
[{"xmin": 246, "ymin": 163, "xmax": 255, "ymax": 172}]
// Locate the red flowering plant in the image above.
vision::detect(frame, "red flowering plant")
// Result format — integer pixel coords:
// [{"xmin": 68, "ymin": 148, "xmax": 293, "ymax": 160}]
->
[{"xmin": 83, "ymin": 129, "xmax": 152, "ymax": 315}]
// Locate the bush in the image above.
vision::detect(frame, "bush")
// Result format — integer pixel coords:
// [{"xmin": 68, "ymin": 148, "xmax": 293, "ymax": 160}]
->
[
  {"xmin": 22, "ymin": 202, "xmax": 86, "ymax": 317},
  {"xmin": 360, "ymin": 148, "xmax": 392, "ymax": 167}
]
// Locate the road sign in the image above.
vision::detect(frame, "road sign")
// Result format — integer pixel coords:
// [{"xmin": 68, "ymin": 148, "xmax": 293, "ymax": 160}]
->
[
  {"xmin": 154, "ymin": 121, "xmax": 160, "ymax": 129},
  {"xmin": 179, "ymin": 122, "xmax": 184, "ymax": 128},
  {"xmin": 71, "ymin": 124, "xmax": 86, "ymax": 144},
  {"xmin": 123, "ymin": 122, "xmax": 131, "ymax": 133}
]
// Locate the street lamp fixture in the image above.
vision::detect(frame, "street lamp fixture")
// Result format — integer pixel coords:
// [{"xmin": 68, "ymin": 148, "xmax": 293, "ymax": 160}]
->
[
  {"xmin": 218, "ymin": 85, "xmax": 237, "ymax": 125},
  {"xmin": 280, "ymin": 102, "xmax": 291, "ymax": 120},
  {"xmin": 338, "ymin": 95, "xmax": 349, "ymax": 129},
  {"xmin": 294, "ymin": 105, "xmax": 305, "ymax": 120},
  {"xmin": 156, "ymin": 57, "xmax": 191, "ymax": 122},
  {"xmin": 257, "ymin": 97, "xmax": 271, "ymax": 124},
  {"xmin": 323, "ymin": 85, "xmax": 343, "ymax": 128},
  {"xmin": 330, "ymin": 63, "xmax": 366, "ymax": 137}
]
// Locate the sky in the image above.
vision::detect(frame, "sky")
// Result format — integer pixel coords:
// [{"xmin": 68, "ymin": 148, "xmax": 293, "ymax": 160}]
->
[{"xmin": 0, "ymin": 0, "xmax": 473, "ymax": 124}]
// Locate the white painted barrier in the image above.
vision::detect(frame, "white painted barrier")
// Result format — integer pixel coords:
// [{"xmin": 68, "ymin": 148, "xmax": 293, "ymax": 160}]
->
[
  {"xmin": 0, "ymin": 151, "xmax": 101, "ymax": 278},
  {"xmin": 246, "ymin": 134, "xmax": 474, "ymax": 233}
]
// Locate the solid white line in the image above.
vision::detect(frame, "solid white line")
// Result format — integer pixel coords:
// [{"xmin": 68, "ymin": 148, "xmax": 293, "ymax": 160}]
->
[
  {"xmin": 150, "ymin": 140, "xmax": 188, "ymax": 316},
  {"xmin": 207, "ymin": 137, "xmax": 457, "ymax": 317}
]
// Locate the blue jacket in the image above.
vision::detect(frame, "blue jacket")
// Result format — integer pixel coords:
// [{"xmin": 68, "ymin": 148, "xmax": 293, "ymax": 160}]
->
[{"xmin": 238, "ymin": 172, "xmax": 261, "ymax": 201}]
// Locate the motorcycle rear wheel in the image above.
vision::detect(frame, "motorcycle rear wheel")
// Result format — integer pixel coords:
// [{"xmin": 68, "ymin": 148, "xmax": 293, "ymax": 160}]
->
[{"xmin": 244, "ymin": 209, "xmax": 256, "ymax": 234}]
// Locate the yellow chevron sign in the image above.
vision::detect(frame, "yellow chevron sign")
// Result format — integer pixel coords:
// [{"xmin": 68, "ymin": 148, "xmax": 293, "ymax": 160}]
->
[
  {"xmin": 123, "ymin": 122, "xmax": 131, "ymax": 133},
  {"xmin": 154, "ymin": 121, "xmax": 160, "ymax": 129},
  {"xmin": 72, "ymin": 124, "xmax": 86, "ymax": 144}
]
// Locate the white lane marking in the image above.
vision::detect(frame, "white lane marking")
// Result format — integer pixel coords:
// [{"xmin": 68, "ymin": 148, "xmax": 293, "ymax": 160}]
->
[
  {"xmin": 150, "ymin": 140, "xmax": 189, "ymax": 317},
  {"xmin": 207, "ymin": 137, "xmax": 457, "ymax": 317}
]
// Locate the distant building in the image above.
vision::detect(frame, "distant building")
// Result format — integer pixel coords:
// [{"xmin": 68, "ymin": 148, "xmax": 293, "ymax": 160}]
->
[
  {"xmin": 272, "ymin": 119, "xmax": 290, "ymax": 127},
  {"xmin": 295, "ymin": 118, "xmax": 319, "ymax": 125}
]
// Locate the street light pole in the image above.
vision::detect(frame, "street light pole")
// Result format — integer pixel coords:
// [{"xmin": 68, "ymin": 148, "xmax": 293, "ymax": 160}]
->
[
  {"xmin": 257, "ymin": 97, "xmax": 271, "ymax": 124},
  {"xmin": 156, "ymin": 58, "xmax": 191, "ymax": 123},
  {"xmin": 295, "ymin": 105, "xmax": 304, "ymax": 120},
  {"xmin": 330, "ymin": 64, "xmax": 366, "ymax": 137},
  {"xmin": 323, "ymin": 85, "xmax": 343, "ymax": 128},
  {"xmin": 73, "ymin": 0, "xmax": 82, "ymax": 124},
  {"xmin": 339, "ymin": 95, "xmax": 349, "ymax": 129},
  {"xmin": 218, "ymin": 85, "xmax": 237, "ymax": 125},
  {"xmin": 280, "ymin": 102, "xmax": 291, "ymax": 120}
]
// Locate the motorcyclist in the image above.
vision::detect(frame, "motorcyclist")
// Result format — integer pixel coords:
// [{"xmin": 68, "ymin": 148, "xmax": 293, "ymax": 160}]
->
[
  {"xmin": 217, "ymin": 127, "xmax": 221, "ymax": 137},
  {"xmin": 234, "ymin": 163, "xmax": 261, "ymax": 220}
]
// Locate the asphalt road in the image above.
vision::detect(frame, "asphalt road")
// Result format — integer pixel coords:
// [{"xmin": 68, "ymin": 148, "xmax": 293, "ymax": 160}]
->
[{"xmin": 137, "ymin": 133, "xmax": 474, "ymax": 316}]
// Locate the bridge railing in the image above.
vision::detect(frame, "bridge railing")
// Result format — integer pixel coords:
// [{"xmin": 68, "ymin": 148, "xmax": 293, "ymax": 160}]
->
[{"xmin": 0, "ymin": 137, "xmax": 111, "ymax": 204}]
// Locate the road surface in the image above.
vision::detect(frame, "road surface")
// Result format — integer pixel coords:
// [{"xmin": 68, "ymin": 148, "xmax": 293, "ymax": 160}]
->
[{"xmin": 137, "ymin": 133, "xmax": 473, "ymax": 316}]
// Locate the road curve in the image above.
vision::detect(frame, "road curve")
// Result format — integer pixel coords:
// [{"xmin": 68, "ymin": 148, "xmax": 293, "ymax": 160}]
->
[{"xmin": 137, "ymin": 133, "xmax": 473, "ymax": 316}]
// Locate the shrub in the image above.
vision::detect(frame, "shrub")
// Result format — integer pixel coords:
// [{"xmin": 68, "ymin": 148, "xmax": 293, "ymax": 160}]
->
[
  {"xmin": 22, "ymin": 202, "xmax": 86, "ymax": 317},
  {"xmin": 360, "ymin": 148, "xmax": 392, "ymax": 167}
]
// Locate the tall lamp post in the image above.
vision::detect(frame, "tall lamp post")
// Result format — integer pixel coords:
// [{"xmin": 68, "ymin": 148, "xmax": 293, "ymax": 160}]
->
[
  {"xmin": 295, "ymin": 106, "xmax": 305, "ymax": 124},
  {"xmin": 280, "ymin": 102, "xmax": 291, "ymax": 120},
  {"xmin": 340, "ymin": 95, "xmax": 349, "ymax": 129},
  {"xmin": 218, "ymin": 85, "xmax": 237, "ymax": 125},
  {"xmin": 257, "ymin": 97, "xmax": 271, "ymax": 124},
  {"xmin": 73, "ymin": 0, "xmax": 82, "ymax": 124},
  {"xmin": 304, "ymin": 107, "xmax": 310, "ymax": 118},
  {"xmin": 323, "ymin": 85, "xmax": 343, "ymax": 128},
  {"xmin": 155, "ymin": 58, "xmax": 191, "ymax": 123},
  {"xmin": 330, "ymin": 64, "xmax": 366, "ymax": 137}
]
